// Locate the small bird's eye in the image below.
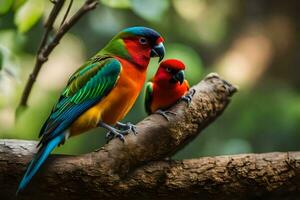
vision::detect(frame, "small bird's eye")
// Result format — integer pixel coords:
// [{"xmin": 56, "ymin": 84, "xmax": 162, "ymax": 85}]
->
[
  {"xmin": 139, "ymin": 37, "xmax": 148, "ymax": 45},
  {"xmin": 165, "ymin": 68, "xmax": 172, "ymax": 73}
]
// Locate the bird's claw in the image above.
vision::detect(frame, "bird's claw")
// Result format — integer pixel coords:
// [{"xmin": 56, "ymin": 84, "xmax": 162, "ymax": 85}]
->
[
  {"xmin": 105, "ymin": 131, "xmax": 114, "ymax": 142},
  {"xmin": 105, "ymin": 121, "xmax": 138, "ymax": 143},
  {"xmin": 99, "ymin": 121, "xmax": 130, "ymax": 143},
  {"xmin": 105, "ymin": 129, "xmax": 128, "ymax": 143},
  {"xmin": 116, "ymin": 122, "xmax": 138, "ymax": 135},
  {"xmin": 181, "ymin": 89, "xmax": 196, "ymax": 105},
  {"xmin": 155, "ymin": 109, "xmax": 177, "ymax": 121},
  {"xmin": 130, "ymin": 125, "xmax": 138, "ymax": 135}
]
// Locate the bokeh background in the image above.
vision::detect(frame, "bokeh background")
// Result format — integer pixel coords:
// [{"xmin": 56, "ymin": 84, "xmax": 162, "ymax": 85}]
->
[{"xmin": 0, "ymin": 0, "xmax": 300, "ymax": 159}]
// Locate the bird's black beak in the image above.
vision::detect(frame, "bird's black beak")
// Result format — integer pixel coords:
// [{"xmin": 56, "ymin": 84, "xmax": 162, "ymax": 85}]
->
[
  {"xmin": 150, "ymin": 42, "xmax": 165, "ymax": 62},
  {"xmin": 172, "ymin": 70, "xmax": 184, "ymax": 85}
]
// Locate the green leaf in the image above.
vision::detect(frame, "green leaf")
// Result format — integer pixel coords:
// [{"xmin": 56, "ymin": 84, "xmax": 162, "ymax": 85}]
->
[
  {"xmin": 13, "ymin": 0, "xmax": 27, "ymax": 11},
  {"xmin": 0, "ymin": 0, "xmax": 13, "ymax": 14},
  {"xmin": 101, "ymin": 0, "xmax": 131, "ymax": 8},
  {"xmin": 131, "ymin": 0, "xmax": 169, "ymax": 22},
  {"xmin": 14, "ymin": 0, "xmax": 45, "ymax": 33}
]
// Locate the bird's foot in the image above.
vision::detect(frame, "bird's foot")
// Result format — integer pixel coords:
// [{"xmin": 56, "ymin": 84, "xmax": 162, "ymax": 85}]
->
[
  {"xmin": 116, "ymin": 121, "xmax": 137, "ymax": 135},
  {"xmin": 155, "ymin": 109, "xmax": 177, "ymax": 121},
  {"xmin": 105, "ymin": 131, "xmax": 126, "ymax": 143},
  {"xmin": 99, "ymin": 122, "xmax": 129, "ymax": 143},
  {"xmin": 181, "ymin": 89, "xmax": 196, "ymax": 105}
]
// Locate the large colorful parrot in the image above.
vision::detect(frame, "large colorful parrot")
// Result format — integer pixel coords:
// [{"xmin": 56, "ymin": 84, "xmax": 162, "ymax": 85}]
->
[
  {"xmin": 17, "ymin": 26, "xmax": 165, "ymax": 193},
  {"xmin": 144, "ymin": 59, "xmax": 194, "ymax": 120}
]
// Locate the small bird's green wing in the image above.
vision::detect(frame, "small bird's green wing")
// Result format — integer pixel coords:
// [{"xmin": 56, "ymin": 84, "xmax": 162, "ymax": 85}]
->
[
  {"xmin": 39, "ymin": 56, "xmax": 121, "ymax": 145},
  {"xmin": 144, "ymin": 81, "xmax": 153, "ymax": 115}
]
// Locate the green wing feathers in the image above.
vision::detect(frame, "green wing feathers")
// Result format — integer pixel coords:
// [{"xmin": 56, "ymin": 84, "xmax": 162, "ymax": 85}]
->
[
  {"xmin": 144, "ymin": 81, "xmax": 153, "ymax": 115},
  {"xmin": 39, "ymin": 56, "xmax": 121, "ymax": 142},
  {"xmin": 63, "ymin": 55, "xmax": 114, "ymax": 97}
]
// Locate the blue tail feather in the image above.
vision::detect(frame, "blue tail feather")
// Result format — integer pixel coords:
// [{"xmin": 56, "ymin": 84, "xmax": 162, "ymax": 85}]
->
[{"xmin": 16, "ymin": 133, "xmax": 65, "ymax": 195}]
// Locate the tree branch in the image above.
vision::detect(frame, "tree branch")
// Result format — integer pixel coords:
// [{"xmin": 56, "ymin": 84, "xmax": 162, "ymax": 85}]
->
[
  {"xmin": 59, "ymin": 0, "xmax": 73, "ymax": 27},
  {"xmin": 17, "ymin": 0, "xmax": 98, "ymax": 110},
  {"xmin": 41, "ymin": 0, "xmax": 65, "ymax": 53},
  {"xmin": 5, "ymin": 74, "xmax": 241, "ymax": 199}
]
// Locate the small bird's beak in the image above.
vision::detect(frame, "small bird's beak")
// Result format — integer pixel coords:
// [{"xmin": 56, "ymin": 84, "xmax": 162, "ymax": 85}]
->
[
  {"xmin": 172, "ymin": 70, "xmax": 185, "ymax": 85},
  {"xmin": 150, "ymin": 42, "xmax": 165, "ymax": 62}
]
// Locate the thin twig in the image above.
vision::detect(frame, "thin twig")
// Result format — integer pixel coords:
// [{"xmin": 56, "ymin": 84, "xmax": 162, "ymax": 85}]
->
[
  {"xmin": 59, "ymin": 0, "xmax": 73, "ymax": 28},
  {"xmin": 17, "ymin": 0, "xmax": 99, "ymax": 110},
  {"xmin": 40, "ymin": 0, "xmax": 65, "ymax": 54}
]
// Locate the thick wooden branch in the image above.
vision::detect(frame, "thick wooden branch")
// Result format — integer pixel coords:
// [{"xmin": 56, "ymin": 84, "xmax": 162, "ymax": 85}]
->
[{"xmin": 3, "ymin": 74, "xmax": 241, "ymax": 199}]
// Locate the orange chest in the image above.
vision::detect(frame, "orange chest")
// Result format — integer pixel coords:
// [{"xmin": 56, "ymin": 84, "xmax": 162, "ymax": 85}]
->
[
  {"xmin": 97, "ymin": 60, "xmax": 147, "ymax": 123},
  {"xmin": 70, "ymin": 59, "xmax": 147, "ymax": 135}
]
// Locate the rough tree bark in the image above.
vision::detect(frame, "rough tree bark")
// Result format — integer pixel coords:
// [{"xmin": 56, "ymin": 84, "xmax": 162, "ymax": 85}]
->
[{"xmin": 4, "ymin": 74, "xmax": 297, "ymax": 200}]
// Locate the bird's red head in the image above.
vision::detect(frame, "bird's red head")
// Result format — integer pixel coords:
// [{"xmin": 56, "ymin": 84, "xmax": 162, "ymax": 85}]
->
[
  {"xmin": 159, "ymin": 59, "xmax": 185, "ymax": 70},
  {"xmin": 154, "ymin": 59, "xmax": 186, "ymax": 87},
  {"xmin": 123, "ymin": 36, "xmax": 164, "ymax": 68},
  {"xmin": 115, "ymin": 27, "xmax": 165, "ymax": 69}
]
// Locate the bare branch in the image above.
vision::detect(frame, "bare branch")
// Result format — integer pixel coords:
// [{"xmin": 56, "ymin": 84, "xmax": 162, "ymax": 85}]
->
[
  {"xmin": 41, "ymin": 0, "xmax": 65, "ymax": 51},
  {"xmin": 59, "ymin": 0, "xmax": 73, "ymax": 27},
  {"xmin": 17, "ymin": 0, "xmax": 99, "ymax": 110}
]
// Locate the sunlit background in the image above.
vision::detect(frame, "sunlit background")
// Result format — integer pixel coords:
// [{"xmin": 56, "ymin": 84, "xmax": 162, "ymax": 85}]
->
[{"xmin": 0, "ymin": 0, "xmax": 300, "ymax": 159}]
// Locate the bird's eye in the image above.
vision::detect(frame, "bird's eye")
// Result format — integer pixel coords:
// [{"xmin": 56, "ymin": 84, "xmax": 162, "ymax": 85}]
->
[
  {"xmin": 139, "ymin": 37, "xmax": 148, "ymax": 45},
  {"xmin": 165, "ymin": 68, "xmax": 172, "ymax": 73}
]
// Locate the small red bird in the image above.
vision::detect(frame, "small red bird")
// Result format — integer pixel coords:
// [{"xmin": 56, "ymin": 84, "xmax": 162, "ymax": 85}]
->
[{"xmin": 144, "ymin": 59, "xmax": 194, "ymax": 120}]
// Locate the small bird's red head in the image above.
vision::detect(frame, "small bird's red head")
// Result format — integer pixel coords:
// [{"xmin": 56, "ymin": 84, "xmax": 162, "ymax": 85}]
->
[
  {"xmin": 154, "ymin": 59, "xmax": 186, "ymax": 87},
  {"xmin": 159, "ymin": 59, "xmax": 186, "ymax": 71}
]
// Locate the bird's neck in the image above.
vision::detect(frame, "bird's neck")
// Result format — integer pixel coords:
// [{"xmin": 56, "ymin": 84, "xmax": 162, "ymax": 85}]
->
[
  {"xmin": 117, "ymin": 57, "xmax": 147, "ymax": 90},
  {"xmin": 101, "ymin": 39, "xmax": 150, "ymax": 70},
  {"xmin": 154, "ymin": 79, "xmax": 179, "ymax": 90}
]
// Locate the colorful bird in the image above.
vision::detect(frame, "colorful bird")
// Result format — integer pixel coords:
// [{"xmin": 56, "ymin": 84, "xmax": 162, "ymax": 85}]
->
[
  {"xmin": 144, "ymin": 59, "xmax": 194, "ymax": 120},
  {"xmin": 17, "ymin": 26, "xmax": 165, "ymax": 193}
]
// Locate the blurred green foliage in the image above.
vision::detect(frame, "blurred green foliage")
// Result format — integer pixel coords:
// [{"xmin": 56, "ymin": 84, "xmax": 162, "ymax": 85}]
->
[
  {"xmin": 0, "ymin": 0, "xmax": 14, "ymax": 15},
  {"xmin": 101, "ymin": 0, "xmax": 131, "ymax": 9},
  {"xmin": 0, "ymin": 49, "xmax": 3, "ymax": 70},
  {"xmin": 0, "ymin": 0, "xmax": 300, "ymax": 159},
  {"xmin": 14, "ymin": 0, "xmax": 45, "ymax": 33}
]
